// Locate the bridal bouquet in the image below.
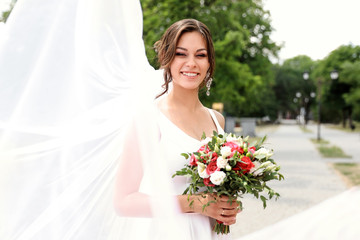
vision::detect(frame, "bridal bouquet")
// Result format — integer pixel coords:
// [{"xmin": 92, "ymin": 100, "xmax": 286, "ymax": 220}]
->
[{"xmin": 173, "ymin": 132, "xmax": 284, "ymax": 235}]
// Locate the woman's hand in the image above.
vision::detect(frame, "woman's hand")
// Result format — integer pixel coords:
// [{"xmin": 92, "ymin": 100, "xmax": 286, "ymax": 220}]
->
[{"xmin": 178, "ymin": 193, "xmax": 241, "ymax": 225}]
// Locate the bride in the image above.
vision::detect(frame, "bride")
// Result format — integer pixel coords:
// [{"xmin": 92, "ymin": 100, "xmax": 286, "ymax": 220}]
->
[
  {"xmin": 114, "ymin": 18, "xmax": 240, "ymax": 239},
  {"xmin": 0, "ymin": 0, "xmax": 239, "ymax": 239}
]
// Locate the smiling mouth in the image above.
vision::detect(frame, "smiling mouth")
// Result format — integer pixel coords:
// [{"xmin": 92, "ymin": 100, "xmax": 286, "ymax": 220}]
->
[{"xmin": 182, "ymin": 72, "xmax": 198, "ymax": 77}]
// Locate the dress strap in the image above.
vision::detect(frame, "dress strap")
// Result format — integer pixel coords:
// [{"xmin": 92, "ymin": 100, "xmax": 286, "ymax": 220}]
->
[{"xmin": 207, "ymin": 108, "xmax": 224, "ymax": 134}]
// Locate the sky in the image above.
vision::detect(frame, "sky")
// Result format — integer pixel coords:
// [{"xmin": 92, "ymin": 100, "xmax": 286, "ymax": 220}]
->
[
  {"xmin": 1, "ymin": 0, "xmax": 360, "ymax": 63},
  {"xmin": 263, "ymin": 0, "xmax": 360, "ymax": 63}
]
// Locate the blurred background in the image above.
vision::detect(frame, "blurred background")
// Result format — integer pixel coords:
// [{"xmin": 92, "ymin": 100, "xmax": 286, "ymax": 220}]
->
[
  {"xmin": 1, "ymin": 0, "xmax": 359, "ymax": 238},
  {"xmin": 2, "ymin": 0, "xmax": 360, "ymax": 128}
]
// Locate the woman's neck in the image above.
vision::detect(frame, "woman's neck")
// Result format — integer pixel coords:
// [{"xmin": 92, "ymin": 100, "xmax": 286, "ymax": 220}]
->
[{"xmin": 166, "ymin": 88, "xmax": 202, "ymax": 112}]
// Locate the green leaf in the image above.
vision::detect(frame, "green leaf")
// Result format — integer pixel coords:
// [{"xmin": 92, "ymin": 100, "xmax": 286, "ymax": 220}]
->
[
  {"xmin": 201, "ymin": 132, "xmax": 206, "ymax": 140},
  {"xmin": 181, "ymin": 153, "xmax": 189, "ymax": 159},
  {"xmin": 194, "ymin": 152, "xmax": 201, "ymax": 157},
  {"xmin": 189, "ymin": 200, "xmax": 194, "ymax": 208},
  {"xmin": 213, "ymin": 130, "xmax": 218, "ymax": 137},
  {"xmin": 260, "ymin": 195, "xmax": 267, "ymax": 208}
]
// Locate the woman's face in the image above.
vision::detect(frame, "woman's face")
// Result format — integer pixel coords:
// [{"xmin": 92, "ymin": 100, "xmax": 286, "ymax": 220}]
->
[{"xmin": 170, "ymin": 31, "xmax": 210, "ymax": 93}]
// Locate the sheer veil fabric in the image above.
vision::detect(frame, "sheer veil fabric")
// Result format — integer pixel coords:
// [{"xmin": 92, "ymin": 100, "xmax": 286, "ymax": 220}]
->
[{"xmin": 0, "ymin": 0, "xmax": 187, "ymax": 239}]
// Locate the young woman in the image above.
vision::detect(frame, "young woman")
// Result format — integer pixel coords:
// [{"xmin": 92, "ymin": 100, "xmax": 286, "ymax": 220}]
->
[{"xmin": 114, "ymin": 19, "xmax": 241, "ymax": 239}]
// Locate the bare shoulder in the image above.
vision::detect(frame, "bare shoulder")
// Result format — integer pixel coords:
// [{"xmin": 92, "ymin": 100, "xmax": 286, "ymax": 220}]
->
[
  {"xmin": 212, "ymin": 109, "xmax": 225, "ymax": 129},
  {"xmin": 156, "ymin": 96, "xmax": 166, "ymax": 113}
]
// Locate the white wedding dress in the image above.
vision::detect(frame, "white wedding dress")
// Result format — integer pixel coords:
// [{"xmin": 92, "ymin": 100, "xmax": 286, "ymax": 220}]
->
[
  {"xmin": 152, "ymin": 107, "xmax": 226, "ymax": 239},
  {"xmin": 120, "ymin": 106, "xmax": 230, "ymax": 240}
]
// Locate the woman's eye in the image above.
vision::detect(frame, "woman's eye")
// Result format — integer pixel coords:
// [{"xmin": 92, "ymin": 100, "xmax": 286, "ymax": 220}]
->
[
  {"xmin": 175, "ymin": 52, "xmax": 186, "ymax": 56},
  {"xmin": 197, "ymin": 54, "xmax": 207, "ymax": 57}
]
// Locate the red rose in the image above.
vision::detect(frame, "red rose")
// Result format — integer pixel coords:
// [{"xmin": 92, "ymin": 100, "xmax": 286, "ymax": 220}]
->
[
  {"xmin": 234, "ymin": 156, "xmax": 254, "ymax": 174},
  {"xmin": 249, "ymin": 146, "xmax": 256, "ymax": 154},
  {"xmin": 224, "ymin": 141, "xmax": 239, "ymax": 150},
  {"xmin": 206, "ymin": 161, "xmax": 219, "ymax": 175},
  {"xmin": 224, "ymin": 141, "xmax": 244, "ymax": 155},
  {"xmin": 198, "ymin": 145, "xmax": 210, "ymax": 153},
  {"xmin": 200, "ymin": 155, "xmax": 208, "ymax": 163},
  {"xmin": 210, "ymin": 152, "xmax": 218, "ymax": 162},
  {"xmin": 189, "ymin": 154, "xmax": 198, "ymax": 166},
  {"xmin": 204, "ymin": 177, "xmax": 215, "ymax": 187}
]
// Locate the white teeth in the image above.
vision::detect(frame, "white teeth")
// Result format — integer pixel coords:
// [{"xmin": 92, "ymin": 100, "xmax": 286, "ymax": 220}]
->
[{"xmin": 182, "ymin": 72, "xmax": 197, "ymax": 77}]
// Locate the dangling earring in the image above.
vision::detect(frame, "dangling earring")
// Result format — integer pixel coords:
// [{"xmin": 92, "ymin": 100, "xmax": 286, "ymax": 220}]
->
[{"xmin": 206, "ymin": 77, "xmax": 212, "ymax": 96}]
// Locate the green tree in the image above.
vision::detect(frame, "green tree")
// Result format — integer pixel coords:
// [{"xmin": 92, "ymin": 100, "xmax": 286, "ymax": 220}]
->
[
  {"xmin": 340, "ymin": 61, "xmax": 360, "ymax": 121},
  {"xmin": 314, "ymin": 44, "xmax": 360, "ymax": 126},
  {"xmin": 272, "ymin": 55, "xmax": 316, "ymax": 121},
  {"xmin": 141, "ymin": 0, "xmax": 280, "ymax": 118}
]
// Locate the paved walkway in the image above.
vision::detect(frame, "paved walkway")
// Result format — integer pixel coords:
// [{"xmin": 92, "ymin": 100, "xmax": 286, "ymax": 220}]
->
[
  {"xmin": 232, "ymin": 121, "xmax": 358, "ymax": 238},
  {"xmin": 306, "ymin": 122, "xmax": 360, "ymax": 163}
]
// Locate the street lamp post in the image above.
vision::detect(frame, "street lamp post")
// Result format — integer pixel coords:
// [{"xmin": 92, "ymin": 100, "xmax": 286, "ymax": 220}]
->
[
  {"xmin": 316, "ymin": 69, "xmax": 338, "ymax": 141},
  {"xmin": 302, "ymin": 72, "xmax": 310, "ymax": 126},
  {"xmin": 316, "ymin": 78, "xmax": 323, "ymax": 141}
]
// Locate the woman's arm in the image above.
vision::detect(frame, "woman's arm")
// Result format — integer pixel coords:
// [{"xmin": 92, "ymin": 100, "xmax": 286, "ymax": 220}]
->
[{"xmin": 113, "ymin": 122, "xmax": 153, "ymax": 217}]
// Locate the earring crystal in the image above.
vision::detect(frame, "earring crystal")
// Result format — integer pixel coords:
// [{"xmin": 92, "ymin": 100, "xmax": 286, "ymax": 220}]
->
[{"xmin": 206, "ymin": 77, "xmax": 212, "ymax": 96}]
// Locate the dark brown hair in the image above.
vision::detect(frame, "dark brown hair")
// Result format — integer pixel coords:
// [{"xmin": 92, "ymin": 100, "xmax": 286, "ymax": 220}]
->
[{"xmin": 154, "ymin": 19, "xmax": 215, "ymax": 98}]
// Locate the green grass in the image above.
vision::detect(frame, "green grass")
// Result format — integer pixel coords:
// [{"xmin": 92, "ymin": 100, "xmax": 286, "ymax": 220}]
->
[
  {"xmin": 310, "ymin": 138, "xmax": 329, "ymax": 145},
  {"xmin": 328, "ymin": 121, "xmax": 360, "ymax": 133},
  {"xmin": 332, "ymin": 163, "xmax": 360, "ymax": 186},
  {"xmin": 299, "ymin": 126, "xmax": 313, "ymax": 133},
  {"xmin": 311, "ymin": 138, "xmax": 352, "ymax": 158},
  {"xmin": 317, "ymin": 145, "xmax": 352, "ymax": 158}
]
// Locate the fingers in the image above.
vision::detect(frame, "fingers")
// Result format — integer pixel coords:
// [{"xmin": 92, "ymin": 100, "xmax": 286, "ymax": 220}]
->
[
  {"xmin": 221, "ymin": 208, "xmax": 237, "ymax": 216},
  {"xmin": 217, "ymin": 197, "xmax": 241, "ymax": 226},
  {"xmin": 197, "ymin": 193, "xmax": 241, "ymax": 225},
  {"xmin": 217, "ymin": 198, "xmax": 240, "ymax": 209},
  {"xmin": 218, "ymin": 209, "xmax": 237, "ymax": 225}
]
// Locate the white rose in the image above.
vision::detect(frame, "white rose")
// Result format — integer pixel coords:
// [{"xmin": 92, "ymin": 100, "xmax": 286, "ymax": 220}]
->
[
  {"xmin": 197, "ymin": 162, "xmax": 209, "ymax": 178},
  {"xmin": 249, "ymin": 161, "xmax": 263, "ymax": 176},
  {"xmin": 220, "ymin": 146, "xmax": 232, "ymax": 158},
  {"xmin": 210, "ymin": 171, "xmax": 226, "ymax": 185},
  {"xmin": 253, "ymin": 169, "xmax": 264, "ymax": 176},
  {"xmin": 265, "ymin": 164, "xmax": 277, "ymax": 172},
  {"xmin": 225, "ymin": 164, "xmax": 232, "ymax": 171},
  {"xmin": 254, "ymin": 148, "xmax": 273, "ymax": 160},
  {"xmin": 226, "ymin": 136, "xmax": 244, "ymax": 146},
  {"xmin": 226, "ymin": 136, "xmax": 237, "ymax": 143},
  {"xmin": 259, "ymin": 161, "xmax": 272, "ymax": 168},
  {"xmin": 216, "ymin": 156, "xmax": 228, "ymax": 169}
]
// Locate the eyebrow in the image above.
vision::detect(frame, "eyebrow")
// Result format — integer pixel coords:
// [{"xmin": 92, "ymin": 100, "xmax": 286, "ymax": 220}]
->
[{"xmin": 176, "ymin": 47, "xmax": 207, "ymax": 52}]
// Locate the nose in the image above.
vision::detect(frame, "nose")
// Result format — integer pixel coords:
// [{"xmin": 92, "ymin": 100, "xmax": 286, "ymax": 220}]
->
[{"xmin": 185, "ymin": 56, "xmax": 197, "ymax": 68}]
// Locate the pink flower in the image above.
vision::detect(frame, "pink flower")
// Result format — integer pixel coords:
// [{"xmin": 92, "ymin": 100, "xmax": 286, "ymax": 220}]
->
[
  {"xmin": 206, "ymin": 161, "xmax": 219, "ymax": 175},
  {"xmin": 210, "ymin": 152, "xmax": 218, "ymax": 162},
  {"xmin": 203, "ymin": 177, "xmax": 215, "ymax": 187},
  {"xmin": 198, "ymin": 145, "xmax": 210, "ymax": 153},
  {"xmin": 224, "ymin": 141, "xmax": 244, "ymax": 155},
  {"xmin": 249, "ymin": 146, "xmax": 256, "ymax": 154},
  {"xmin": 189, "ymin": 154, "xmax": 197, "ymax": 166}
]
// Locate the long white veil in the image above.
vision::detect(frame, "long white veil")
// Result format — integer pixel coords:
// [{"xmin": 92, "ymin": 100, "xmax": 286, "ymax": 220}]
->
[{"xmin": 0, "ymin": 0, "xmax": 185, "ymax": 239}]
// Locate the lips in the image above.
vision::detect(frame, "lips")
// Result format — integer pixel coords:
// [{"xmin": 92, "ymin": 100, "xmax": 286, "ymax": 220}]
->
[{"xmin": 182, "ymin": 72, "xmax": 199, "ymax": 77}]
